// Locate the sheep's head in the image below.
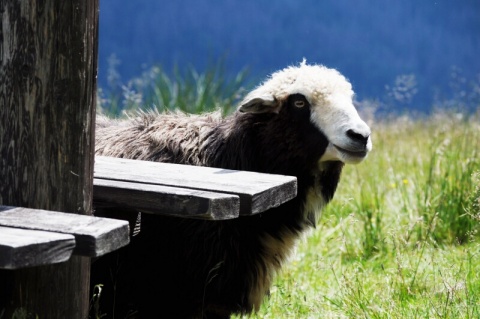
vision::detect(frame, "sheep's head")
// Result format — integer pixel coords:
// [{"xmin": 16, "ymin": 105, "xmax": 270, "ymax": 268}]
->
[{"xmin": 238, "ymin": 61, "xmax": 372, "ymax": 164}]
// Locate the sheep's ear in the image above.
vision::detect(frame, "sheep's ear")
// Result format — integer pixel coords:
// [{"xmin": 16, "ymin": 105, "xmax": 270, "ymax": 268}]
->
[{"xmin": 238, "ymin": 95, "xmax": 280, "ymax": 114}]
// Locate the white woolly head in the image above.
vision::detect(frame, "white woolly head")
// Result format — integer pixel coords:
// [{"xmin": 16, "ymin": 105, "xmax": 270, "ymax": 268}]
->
[{"xmin": 238, "ymin": 60, "xmax": 372, "ymax": 164}]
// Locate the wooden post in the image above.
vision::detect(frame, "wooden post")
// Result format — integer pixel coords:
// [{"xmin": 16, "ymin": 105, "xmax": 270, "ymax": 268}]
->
[{"xmin": 0, "ymin": 1, "xmax": 98, "ymax": 318}]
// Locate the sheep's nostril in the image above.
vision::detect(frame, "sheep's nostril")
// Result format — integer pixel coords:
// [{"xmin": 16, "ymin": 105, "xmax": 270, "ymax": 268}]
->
[{"xmin": 347, "ymin": 129, "xmax": 370, "ymax": 145}]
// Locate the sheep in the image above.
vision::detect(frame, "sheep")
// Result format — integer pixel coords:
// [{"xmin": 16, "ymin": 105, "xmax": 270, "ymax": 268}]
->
[{"xmin": 91, "ymin": 61, "xmax": 372, "ymax": 319}]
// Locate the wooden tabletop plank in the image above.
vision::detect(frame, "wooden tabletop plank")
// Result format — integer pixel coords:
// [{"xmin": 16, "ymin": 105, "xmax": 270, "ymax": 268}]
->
[
  {"xmin": 94, "ymin": 179, "xmax": 240, "ymax": 220},
  {"xmin": 0, "ymin": 226, "xmax": 75, "ymax": 269},
  {"xmin": 94, "ymin": 156, "xmax": 297, "ymax": 215},
  {"xmin": 0, "ymin": 206, "xmax": 130, "ymax": 257}
]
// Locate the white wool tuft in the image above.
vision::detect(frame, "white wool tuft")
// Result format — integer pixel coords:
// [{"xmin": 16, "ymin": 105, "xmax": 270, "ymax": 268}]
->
[{"xmin": 240, "ymin": 61, "xmax": 353, "ymax": 107}]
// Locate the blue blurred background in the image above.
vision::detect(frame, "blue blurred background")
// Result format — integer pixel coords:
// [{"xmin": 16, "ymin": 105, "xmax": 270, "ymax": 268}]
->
[{"xmin": 98, "ymin": 0, "xmax": 480, "ymax": 112}]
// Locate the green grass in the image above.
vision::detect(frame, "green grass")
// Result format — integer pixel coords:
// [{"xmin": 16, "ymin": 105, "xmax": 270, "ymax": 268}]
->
[
  {"xmin": 234, "ymin": 113, "xmax": 480, "ymax": 319},
  {"xmin": 248, "ymin": 242, "xmax": 480, "ymax": 319},
  {"xmin": 98, "ymin": 60, "xmax": 249, "ymax": 116},
  {"xmin": 100, "ymin": 65, "xmax": 480, "ymax": 318}
]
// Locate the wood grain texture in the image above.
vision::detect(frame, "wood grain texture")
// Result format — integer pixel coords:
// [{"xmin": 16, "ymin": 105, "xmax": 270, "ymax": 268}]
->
[
  {"xmin": 94, "ymin": 178, "xmax": 240, "ymax": 220},
  {"xmin": 94, "ymin": 156, "xmax": 298, "ymax": 215},
  {"xmin": 0, "ymin": 206, "xmax": 130, "ymax": 257},
  {"xmin": 0, "ymin": 1, "xmax": 98, "ymax": 317},
  {"xmin": 0, "ymin": 226, "xmax": 75, "ymax": 270},
  {"xmin": 0, "ymin": 2, "xmax": 97, "ymax": 214}
]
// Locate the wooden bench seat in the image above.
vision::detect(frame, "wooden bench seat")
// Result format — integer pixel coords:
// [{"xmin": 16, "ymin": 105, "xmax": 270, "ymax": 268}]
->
[
  {"xmin": 0, "ymin": 225, "xmax": 75, "ymax": 269},
  {"xmin": 0, "ymin": 206, "xmax": 130, "ymax": 269}
]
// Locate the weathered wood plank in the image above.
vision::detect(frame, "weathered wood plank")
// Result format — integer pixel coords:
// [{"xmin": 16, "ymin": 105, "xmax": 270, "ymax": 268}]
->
[
  {"xmin": 0, "ymin": 206, "xmax": 129, "ymax": 257},
  {"xmin": 94, "ymin": 179, "xmax": 240, "ymax": 220},
  {"xmin": 94, "ymin": 156, "xmax": 297, "ymax": 215},
  {"xmin": 0, "ymin": 226, "xmax": 75, "ymax": 270}
]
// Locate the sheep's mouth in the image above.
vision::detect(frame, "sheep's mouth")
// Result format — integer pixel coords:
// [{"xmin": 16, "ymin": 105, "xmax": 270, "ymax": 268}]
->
[
  {"xmin": 320, "ymin": 143, "xmax": 370, "ymax": 164},
  {"xmin": 333, "ymin": 145, "xmax": 368, "ymax": 159}
]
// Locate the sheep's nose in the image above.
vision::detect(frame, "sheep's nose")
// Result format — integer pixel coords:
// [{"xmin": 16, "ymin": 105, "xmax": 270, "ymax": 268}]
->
[{"xmin": 347, "ymin": 129, "xmax": 370, "ymax": 146}]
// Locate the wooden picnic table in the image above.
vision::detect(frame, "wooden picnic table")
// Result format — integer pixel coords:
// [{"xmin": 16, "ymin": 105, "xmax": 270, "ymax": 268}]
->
[
  {"xmin": 0, "ymin": 206, "xmax": 129, "ymax": 269},
  {"xmin": 93, "ymin": 156, "xmax": 298, "ymax": 220},
  {"xmin": 0, "ymin": 156, "xmax": 297, "ymax": 270}
]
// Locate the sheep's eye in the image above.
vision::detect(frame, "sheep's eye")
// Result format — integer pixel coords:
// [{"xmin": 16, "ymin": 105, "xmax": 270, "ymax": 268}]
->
[{"xmin": 294, "ymin": 100, "xmax": 305, "ymax": 108}]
